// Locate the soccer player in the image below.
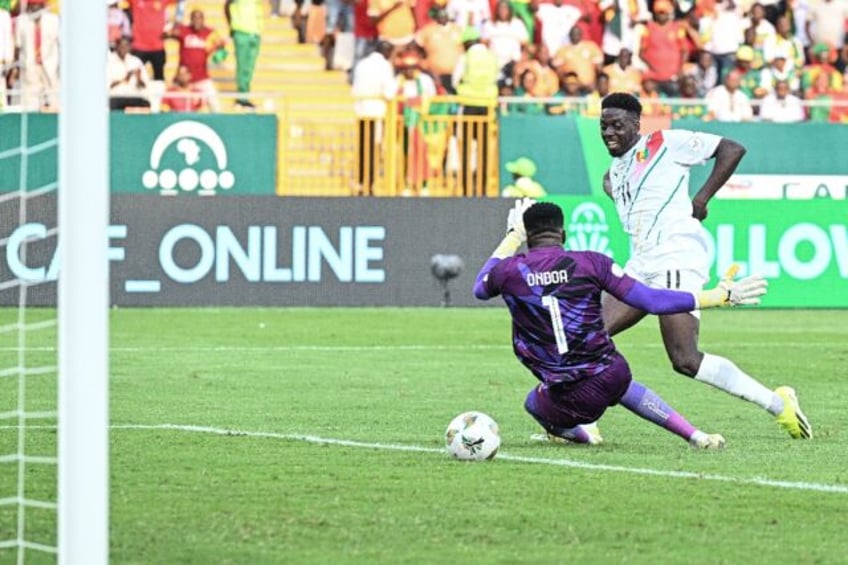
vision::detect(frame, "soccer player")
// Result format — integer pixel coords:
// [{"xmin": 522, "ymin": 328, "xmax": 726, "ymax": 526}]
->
[
  {"xmin": 598, "ymin": 92, "xmax": 811, "ymax": 439},
  {"xmin": 473, "ymin": 200, "xmax": 768, "ymax": 448}
]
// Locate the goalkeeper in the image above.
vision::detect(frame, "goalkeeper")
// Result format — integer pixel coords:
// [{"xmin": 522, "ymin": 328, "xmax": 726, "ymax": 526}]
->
[{"xmin": 473, "ymin": 200, "xmax": 771, "ymax": 448}]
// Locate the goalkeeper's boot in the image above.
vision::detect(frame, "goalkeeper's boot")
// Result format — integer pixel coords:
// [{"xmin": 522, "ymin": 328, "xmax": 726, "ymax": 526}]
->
[
  {"xmin": 530, "ymin": 422, "xmax": 603, "ymax": 445},
  {"xmin": 689, "ymin": 432, "xmax": 726, "ymax": 450},
  {"xmin": 774, "ymin": 386, "xmax": 813, "ymax": 439}
]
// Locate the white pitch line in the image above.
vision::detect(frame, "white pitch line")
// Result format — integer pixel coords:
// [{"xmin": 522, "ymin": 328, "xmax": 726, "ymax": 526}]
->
[
  {"xmin": 0, "ymin": 341, "xmax": 836, "ymax": 353},
  {"xmin": 108, "ymin": 423, "xmax": 848, "ymax": 495},
  {"xmin": 0, "ymin": 344, "xmax": 510, "ymax": 353}
]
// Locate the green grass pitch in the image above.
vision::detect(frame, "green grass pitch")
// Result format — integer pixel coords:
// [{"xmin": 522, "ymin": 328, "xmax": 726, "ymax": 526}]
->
[{"xmin": 1, "ymin": 308, "xmax": 847, "ymax": 563}]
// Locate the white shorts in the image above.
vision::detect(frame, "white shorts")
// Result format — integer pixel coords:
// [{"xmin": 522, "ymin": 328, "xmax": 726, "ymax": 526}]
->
[{"xmin": 624, "ymin": 233, "xmax": 710, "ymax": 318}]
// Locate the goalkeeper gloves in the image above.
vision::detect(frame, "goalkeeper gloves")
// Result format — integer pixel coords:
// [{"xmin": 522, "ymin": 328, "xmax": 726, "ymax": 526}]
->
[
  {"xmin": 696, "ymin": 264, "xmax": 768, "ymax": 309},
  {"xmin": 505, "ymin": 197, "xmax": 536, "ymax": 242},
  {"xmin": 494, "ymin": 198, "xmax": 536, "ymax": 259}
]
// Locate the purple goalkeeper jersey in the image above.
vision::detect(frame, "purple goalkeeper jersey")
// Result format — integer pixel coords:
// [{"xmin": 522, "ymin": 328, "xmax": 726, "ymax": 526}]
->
[{"xmin": 476, "ymin": 246, "xmax": 638, "ymax": 385}]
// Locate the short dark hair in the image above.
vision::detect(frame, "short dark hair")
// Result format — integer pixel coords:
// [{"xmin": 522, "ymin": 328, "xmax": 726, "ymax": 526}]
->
[
  {"xmin": 601, "ymin": 92, "xmax": 642, "ymax": 116},
  {"xmin": 524, "ymin": 202, "xmax": 564, "ymax": 237}
]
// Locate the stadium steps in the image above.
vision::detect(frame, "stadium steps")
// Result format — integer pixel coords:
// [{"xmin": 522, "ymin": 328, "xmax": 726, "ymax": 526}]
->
[
  {"xmin": 163, "ymin": 3, "xmax": 351, "ymax": 110},
  {"xmin": 163, "ymin": 2, "xmax": 357, "ymax": 195}
]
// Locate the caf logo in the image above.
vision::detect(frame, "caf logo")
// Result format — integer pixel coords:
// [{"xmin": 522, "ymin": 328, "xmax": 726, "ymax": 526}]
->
[
  {"xmin": 141, "ymin": 120, "xmax": 236, "ymax": 196},
  {"xmin": 565, "ymin": 202, "xmax": 613, "ymax": 258}
]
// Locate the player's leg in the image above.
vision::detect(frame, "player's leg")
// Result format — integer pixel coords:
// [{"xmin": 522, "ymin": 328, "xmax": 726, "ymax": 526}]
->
[
  {"xmin": 658, "ymin": 310, "xmax": 812, "ymax": 439},
  {"xmin": 618, "ymin": 379, "xmax": 725, "ymax": 449},
  {"xmin": 601, "ymin": 291, "xmax": 648, "ymax": 337},
  {"xmin": 524, "ymin": 384, "xmax": 603, "ymax": 445}
]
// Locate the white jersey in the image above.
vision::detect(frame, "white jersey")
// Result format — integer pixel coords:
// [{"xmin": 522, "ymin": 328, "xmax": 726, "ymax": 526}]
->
[{"xmin": 607, "ymin": 129, "xmax": 722, "ymax": 259}]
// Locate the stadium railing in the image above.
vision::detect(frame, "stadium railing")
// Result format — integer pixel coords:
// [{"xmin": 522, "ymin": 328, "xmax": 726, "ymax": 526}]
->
[
  {"xmin": 276, "ymin": 95, "xmax": 500, "ymax": 198},
  {"xmin": 4, "ymin": 90, "xmax": 846, "ymax": 198}
]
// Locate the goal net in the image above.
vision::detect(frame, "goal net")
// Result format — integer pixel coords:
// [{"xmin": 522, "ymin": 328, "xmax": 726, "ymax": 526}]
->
[
  {"xmin": 1, "ymin": 1, "xmax": 109, "ymax": 563},
  {"xmin": 0, "ymin": 111, "xmax": 60, "ymax": 560}
]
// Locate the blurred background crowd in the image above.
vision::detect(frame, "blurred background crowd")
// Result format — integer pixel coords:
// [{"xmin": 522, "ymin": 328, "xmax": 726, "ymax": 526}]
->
[
  {"xmin": 343, "ymin": 0, "xmax": 848, "ymax": 122},
  {"xmin": 1, "ymin": 0, "xmax": 847, "ymax": 121}
]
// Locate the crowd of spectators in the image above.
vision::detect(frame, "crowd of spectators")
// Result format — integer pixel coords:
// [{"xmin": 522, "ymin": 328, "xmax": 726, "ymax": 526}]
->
[
  {"xmin": 2, "ymin": 0, "xmax": 848, "ymax": 121},
  {"xmin": 1, "ymin": 0, "xmax": 260, "ymax": 113},
  {"xmin": 341, "ymin": 0, "xmax": 848, "ymax": 122}
]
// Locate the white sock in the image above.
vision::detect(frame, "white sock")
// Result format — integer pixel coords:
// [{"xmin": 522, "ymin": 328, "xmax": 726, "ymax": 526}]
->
[{"xmin": 694, "ymin": 353, "xmax": 784, "ymax": 415}]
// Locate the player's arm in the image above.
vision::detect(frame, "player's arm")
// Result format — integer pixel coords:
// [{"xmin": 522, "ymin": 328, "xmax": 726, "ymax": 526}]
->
[
  {"xmin": 473, "ymin": 199, "xmax": 535, "ymax": 300},
  {"xmin": 597, "ymin": 257, "xmax": 767, "ymax": 313},
  {"xmin": 692, "ymin": 137, "xmax": 746, "ymax": 221},
  {"xmin": 622, "ymin": 275, "xmax": 766, "ymax": 313}
]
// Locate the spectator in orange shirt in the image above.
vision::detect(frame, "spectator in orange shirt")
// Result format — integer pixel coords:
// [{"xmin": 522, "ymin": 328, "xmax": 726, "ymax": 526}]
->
[
  {"xmin": 638, "ymin": 0, "xmax": 687, "ymax": 96},
  {"xmin": 368, "ymin": 0, "xmax": 417, "ymax": 47},
  {"xmin": 511, "ymin": 43, "xmax": 537, "ymax": 88},
  {"xmin": 527, "ymin": 43, "xmax": 560, "ymax": 96},
  {"xmin": 161, "ymin": 64, "xmax": 205, "ymax": 112},
  {"xmin": 416, "ymin": 7, "xmax": 463, "ymax": 92},
  {"xmin": 602, "ymin": 47, "xmax": 641, "ymax": 94},
  {"xmin": 552, "ymin": 26, "xmax": 602, "ymax": 92}
]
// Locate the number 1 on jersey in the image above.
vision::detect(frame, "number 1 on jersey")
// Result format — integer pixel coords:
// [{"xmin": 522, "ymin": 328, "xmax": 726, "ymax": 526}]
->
[{"xmin": 541, "ymin": 295, "xmax": 569, "ymax": 354}]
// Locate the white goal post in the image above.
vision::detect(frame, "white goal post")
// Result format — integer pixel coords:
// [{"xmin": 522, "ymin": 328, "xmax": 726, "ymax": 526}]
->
[{"xmin": 58, "ymin": 0, "xmax": 110, "ymax": 563}]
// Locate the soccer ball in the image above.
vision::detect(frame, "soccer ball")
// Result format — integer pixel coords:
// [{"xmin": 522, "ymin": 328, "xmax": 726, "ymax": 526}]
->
[{"xmin": 444, "ymin": 411, "xmax": 501, "ymax": 461}]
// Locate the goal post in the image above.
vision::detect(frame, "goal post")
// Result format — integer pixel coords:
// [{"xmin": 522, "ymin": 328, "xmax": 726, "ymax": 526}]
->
[{"xmin": 57, "ymin": 0, "xmax": 110, "ymax": 563}]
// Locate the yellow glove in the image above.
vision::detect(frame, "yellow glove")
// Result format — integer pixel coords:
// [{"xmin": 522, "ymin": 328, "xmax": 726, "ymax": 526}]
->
[{"xmin": 696, "ymin": 264, "xmax": 768, "ymax": 309}]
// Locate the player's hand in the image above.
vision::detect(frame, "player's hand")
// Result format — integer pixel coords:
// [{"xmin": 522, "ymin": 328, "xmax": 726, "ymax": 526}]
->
[
  {"xmin": 506, "ymin": 197, "xmax": 535, "ymax": 242},
  {"xmin": 692, "ymin": 197, "xmax": 708, "ymax": 221}
]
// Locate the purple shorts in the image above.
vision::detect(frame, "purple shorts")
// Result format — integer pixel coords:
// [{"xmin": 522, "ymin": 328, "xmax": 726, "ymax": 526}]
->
[{"xmin": 524, "ymin": 352, "xmax": 632, "ymax": 431}]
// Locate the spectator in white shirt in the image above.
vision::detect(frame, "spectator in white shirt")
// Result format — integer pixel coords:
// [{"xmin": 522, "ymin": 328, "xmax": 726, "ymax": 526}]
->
[
  {"xmin": 788, "ymin": 0, "xmax": 812, "ymax": 49},
  {"xmin": 707, "ymin": 70, "xmax": 754, "ymax": 121},
  {"xmin": 351, "ymin": 41, "xmax": 396, "ymax": 195},
  {"xmin": 446, "ymin": 0, "xmax": 491, "ymax": 33},
  {"xmin": 483, "ymin": 1, "xmax": 529, "ymax": 70},
  {"xmin": 537, "ymin": 0, "xmax": 582, "ymax": 57},
  {"xmin": 807, "ymin": 0, "xmax": 848, "ymax": 50},
  {"xmin": 700, "ymin": 0, "xmax": 745, "ymax": 79},
  {"xmin": 758, "ymin": 52, "xmax": 800, "ymax": 94},
  {"xmin": 0, "ymin": 8, "xmax": 11, "ymax": 71},
  {"xmin": 14, "ymin": 0, "xmax": 60, "ymax": 111},
  {"xmin": 759, "ymin": 79, "xmax": 805, "ymax": 122},
  {"xmin": 762, "ymin": 15, "xmax": 805, "ymax": 74},
  {"xmin": 0, "ymin": 8, "xmax": 9, "ymax": 110},
  {"xmin": 108, "ymin": 36, "xmax": 150, "ymax": 111},
  {"xmin": 742, "ymin": 2, "xmax": 776, "ymax": 51}
]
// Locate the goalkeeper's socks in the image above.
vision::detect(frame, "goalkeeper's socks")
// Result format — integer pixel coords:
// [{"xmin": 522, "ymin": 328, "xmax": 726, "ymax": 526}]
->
[
  {"xmin": 695, "ymin": 353, "xmax": 784, "ymax": 415},
  {"xmin": 619, "ymin": 381, "xmax": 697, "ymax": 441}
]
